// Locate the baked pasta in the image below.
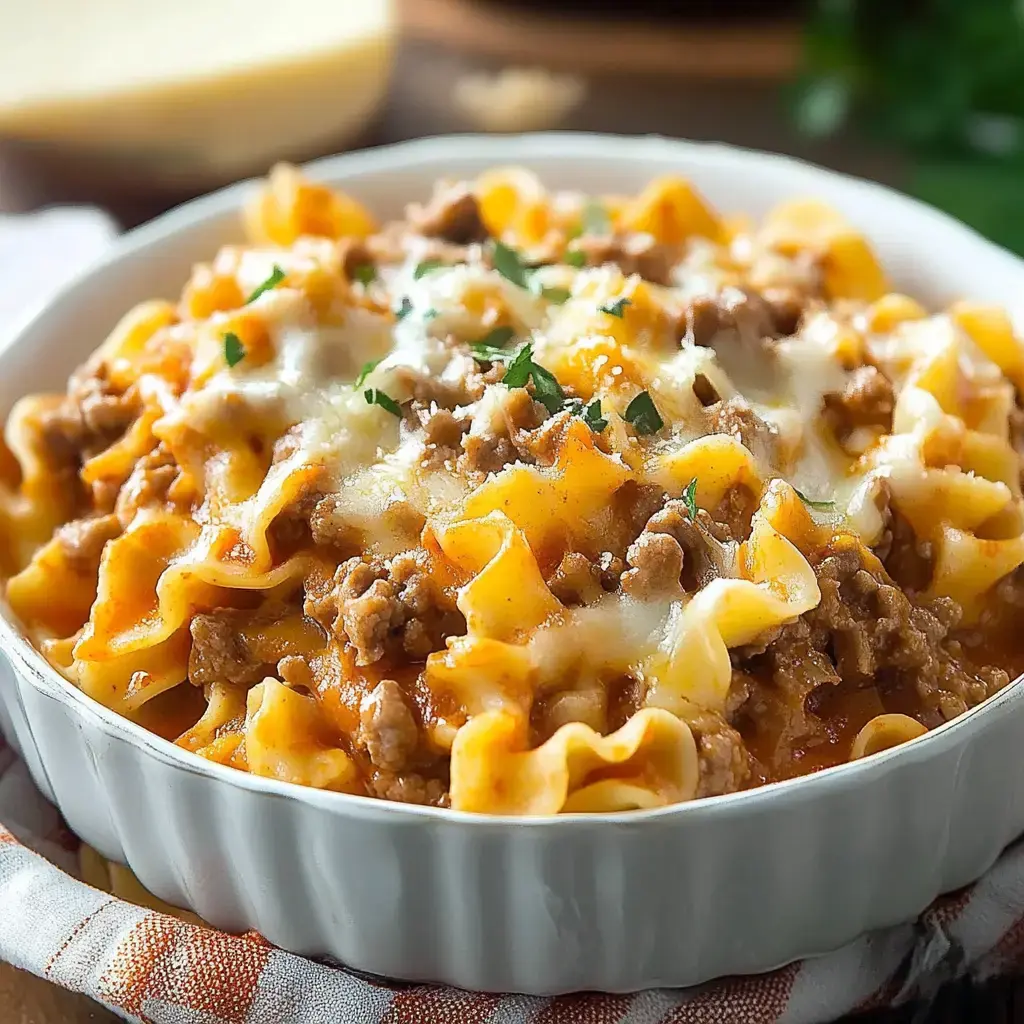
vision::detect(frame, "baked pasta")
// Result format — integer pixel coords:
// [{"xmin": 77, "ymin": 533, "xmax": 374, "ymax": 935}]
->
[{"xmin": 3, "ymin": 164, "xmax": 1023, "ymax": 814}]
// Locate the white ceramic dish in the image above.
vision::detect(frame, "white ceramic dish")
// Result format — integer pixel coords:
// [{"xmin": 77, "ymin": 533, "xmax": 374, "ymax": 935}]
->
[{"xmin": 2, "ymin": 134, "xmax": 1024, "ymax": 996}]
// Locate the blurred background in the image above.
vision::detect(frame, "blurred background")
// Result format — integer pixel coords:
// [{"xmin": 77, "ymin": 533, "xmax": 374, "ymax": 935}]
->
[{"xmin": 3, "ymin": 0, "xmax": 1024, "ymax": 253}]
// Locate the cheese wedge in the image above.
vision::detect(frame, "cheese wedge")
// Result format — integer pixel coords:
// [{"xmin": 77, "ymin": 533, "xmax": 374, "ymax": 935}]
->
[{"xmin": 0, "ymin": 0, "xmax": 394, "ymax": 182}]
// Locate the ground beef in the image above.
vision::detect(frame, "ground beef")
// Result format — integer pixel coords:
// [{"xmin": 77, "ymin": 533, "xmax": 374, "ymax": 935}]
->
[
  {"xmin": 546, "ymin": 551, "xmax": 606, "ymax": 606},
  {"xmin": 53, "ymin": 514, "xmax": 121, "ymax": 572},
  {"xmin": 365, "ymin": 768, "xmax": 449, "ymax": 807},
  {"xmin": 457, "ymin": 387, "xmax": 548, "ymax": 477},
  {"xmin": 572, "ymin": 232, "xmax": 679, "ymax": 285},
  {"xmin": 37, "ymin": 364, "xmax": 140, "ymax": 471},
  {"xmin": 687, "ymin": 709, "xmax": 750, "ymax": 798},
  {"xmin": 620, "ymin": 498, "xmax": 735, "ymax": 598},
  {"xmin": 530, "ymin": 687, "xmax": 607, "ymax": 744},
  {"xmin": 880, "ymin": 506, "xmax": 934, "ymax": 594},
  {"xmin": 406, "ymin": 181, "xmax": 488, "ymax": 244},
  {"xmin": 115, "ymin": 444, "xmax": 181, "ymax": 521},
  {"xmin": 358, "ymin": 679, "xmax": 420, "ymax": 772},
  {"xmin": 822, "ymin": 365, "xmax": 895, "ymax": 453},
  {"xmin": 305, "ymin": 550, "xmax": 463, "ymax": 666},
  {"xmin": 712, "ymin": 483, "xmax": 758, "ymax": 542},
  {"xmin": 188, "ymin": 608, "xmax": 290, "ymax": 687},
  {"xmin": 737, "ymin": 543, "xmax": 1007, "ymax": 738},
  {"xmin": 704, "ymin": 396, "xmax": 779, "ymax": 464}
]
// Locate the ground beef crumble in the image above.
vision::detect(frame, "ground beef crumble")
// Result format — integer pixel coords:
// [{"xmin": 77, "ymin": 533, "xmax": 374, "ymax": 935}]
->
[{"xmin": 304, "ymin": 550, "xmax": 464, "ymax": 667}]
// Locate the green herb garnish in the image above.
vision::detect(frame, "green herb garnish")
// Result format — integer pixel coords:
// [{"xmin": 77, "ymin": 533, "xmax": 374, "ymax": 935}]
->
[
  {"xmin": 600, "ymin": 297, "xmax": 633, "ymax": 318},
  {"xmin": 565, "ymin": 249, "xmax": 586, "ymax": 269},
  {"xmin": 364, "ymin": 388, "xmax": 402, "ymax": 418},
  {"xmin": 581, "ymin": 200, "xmax": 612, "ymax": 236},
  {"xmin": 413, "ymin": 258, "xmax": 446, "ymax": 280},
  {"xmin": 529, "ymin": 362, "xmax": 566, "ymax": 415},
  {"xmin": 469, "ymin": 326, "xmax": 516, "ymax": 362},
  {"xmin": 501, "ymin": 343, "xmax": 535, "ymax": 387},
  {"xmin": 424, "ymin": 308, "xmax": 439, "ymax": 320},
  {"xmin": 624, "ymin": 391, "xmax": 664, "ymax": 435},
  {"xmin": 683, "ymin": 478, "xmax": 699, "ymax": 519},
  {"xmin": 394, "ymin": 297, "xmax": 413, "ymax": 321},
  {"xmin": 795, "ymin": 488, "xmax": 837, "ymax": 511},
  {"xmin": 581, "ymin": 397, "xmax": 608, "ymax": 433},
  {"xmin": 223, "ymin": 332, "xmax": 245, "ymax": 368},
  {"xmin": 354, "ymin": 358, "xmax": 382, "ymax": 387},
  {"xmin": 540, "ymin": 285, "xmax": 572, "ymax": 305},
  {"xmin": 351, "ymin": 263, "xmax": 376, "ymax": 286},
  {"xmin": 246, "ymin": 265, "xmax": 286, "ymax": 304},
  {"xmin": 492, "ymin": 241, "xmax": 531, "ymax": 289}
]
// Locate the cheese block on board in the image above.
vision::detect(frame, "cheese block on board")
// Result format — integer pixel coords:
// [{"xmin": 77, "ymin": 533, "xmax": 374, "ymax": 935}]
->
[{"xmin": 0, "ymin": 0, "xmax": 394, "ymax": 183}]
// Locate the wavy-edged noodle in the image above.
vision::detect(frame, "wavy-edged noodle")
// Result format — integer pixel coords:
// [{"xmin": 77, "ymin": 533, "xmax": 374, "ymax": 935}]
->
[
  {"xmin": 649, "ymin": 434, "xmax": 762, "ymax": 509},
  {"xmin": 176, "ymin": 680, "xmax": 247, "ymax": 763},
  {"xmin": 461, "ymin": 418, "xmax": 631, "ymax": 555},
  {"xmin": 244, "ymin": 678, "xmax": 359, "ymax": 792},
  {"xmin": 244, "ymin": 162, "xmax": 377, "ymax": 246},
  {"xmin": 449, "ymin": 707, "xmax": 698, "ymax": 814},
  {"xmin": 73, "ymin": 511, "xmax": 308, "ymax": 666},
  {"xmin": 6, "ymin": 166, "xmax": 1024, "ymax": 812},
  {"xmin": 436, "ymin": 512, "xmax": 559, "ymax": 641},
  {"xmin": 851, "ymin": 714, "xmax": 928, "ymax": 760},
  {"xmin": 644, "ymin": 481, "xmax": 821, "ymax": 714}
]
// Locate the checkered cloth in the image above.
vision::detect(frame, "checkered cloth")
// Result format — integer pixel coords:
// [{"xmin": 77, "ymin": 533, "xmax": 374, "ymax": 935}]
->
[
  {"xmin": 3, "ymin": 735, "xmax": 1024, "ymax": 1023},
  {"xmin": 2, "ymin": 208, "xmax": 1024, "ymax": 1024}
]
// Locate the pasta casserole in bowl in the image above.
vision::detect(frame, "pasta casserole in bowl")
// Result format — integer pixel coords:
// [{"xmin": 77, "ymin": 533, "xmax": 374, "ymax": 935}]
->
[{"xmin": 1, "ymin": 134, "xmax": 1024, "ymax": 992}]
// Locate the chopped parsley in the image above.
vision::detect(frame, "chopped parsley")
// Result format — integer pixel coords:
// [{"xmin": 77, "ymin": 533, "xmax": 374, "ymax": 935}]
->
[
  {"xmin": 795, "ymin": 488, "xmax": 837, "ymax": 511},
  {"xmin": 600, "ymin": 297, "xmax": 632, "ymax": 318},
  {"xmin": 469, "ymin": 326, "xmax": 516, "ymax": 362},
  {"xmin": 491, "ymin": 241, "xmax": 531, "ymax": 289},
  {"xmin": 351, "ymin": 263, "xmax": 376, "ymax": 286},
  {"xmin": 624, "ymin": 391, "xmax": 664, "ymax": 435},
  {"xmin": 540, "ymin": 285, "xmax": 571, "ymax": 305},
  {"xmin": 581, "ymin": 397, "xmax": 608, "ymax": 433},
  {"xmin": 683, "ymin": 478, "xmax": 699, "ymax": 518},
  {"xmin": 246, "ymin": 264, "xmax": 286, "ymax": 304},
  {"xmin": 498, "ymin": 342, "xmax": 567, "ymax": 414},
  {"xmin": 424, "ymin": 307, "xmax": 439, "ymax": 320},
  {"xmin": 501, "ymin": 343, "xmax": 534, "ymax": 387},
  {"xmin": 394, "ymin": 296, "xmax": 414, "ymax": 320},
  {"xmin": 354, "ymin": 358, "xmax": 382, "ymax": 387},
  {"xmin": 223, "ymin": 332, "xmax": 245, "ymax": 368},
  {"xmin": 565, "ymin": 249, "xmax": 587, "ymax": 269},
  {"xmin": 413, "ymin": 258, "xmax": 445, "ymax": 280},
  {"xmin": 364, "ymin": 388, "xmax": 402, "ymax": 418},
  {"xmin": 581, "ymin": 200, "xmax": 612, "ymax": 236},
  {"xmin": 529, "ymin": 361, "xmax": 566, "ymax": 414}
]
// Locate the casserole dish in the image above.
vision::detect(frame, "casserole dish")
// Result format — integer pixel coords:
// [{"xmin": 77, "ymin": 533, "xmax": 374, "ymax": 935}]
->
[{"xmin": 1, "ymin": 133, "xmax": 1024, "ymax": 994}]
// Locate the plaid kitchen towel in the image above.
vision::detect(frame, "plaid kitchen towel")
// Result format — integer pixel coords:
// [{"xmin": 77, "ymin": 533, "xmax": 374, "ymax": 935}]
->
[{"xmin": 3, "ymin": 731, "xmax": 1024, "ymax": 1024}]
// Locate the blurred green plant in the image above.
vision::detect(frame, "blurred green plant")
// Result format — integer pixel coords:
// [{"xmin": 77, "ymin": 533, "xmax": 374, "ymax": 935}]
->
[{"xmin": 795, "ymin": 0, "xmax": 1024, "ymax": 253}]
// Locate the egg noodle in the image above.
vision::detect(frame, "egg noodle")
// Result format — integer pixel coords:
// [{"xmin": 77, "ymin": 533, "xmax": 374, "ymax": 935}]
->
[{"xmin": 2, "ymin": 164, "xmax": 1022, "ymax": 814}]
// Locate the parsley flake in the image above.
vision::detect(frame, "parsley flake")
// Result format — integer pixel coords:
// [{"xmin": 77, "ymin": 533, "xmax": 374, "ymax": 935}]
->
[
  {"xmin": 223, "ymin": 332, "xmax": 245, "ymax": 368},
  {"xmin": 795, "ymin": 488, "xmax": 837, "ymax": 511},
  {"xmin": 582, "ymin": 397, "xmax": 608, "ymax": 433},
  {"xmin": 469, "ymin": 326, "xmax": 516, "ymax": 362},
  {"xmin": 541, "ymin": 285, "xmax": 572, "ymax": 305},
  {"xmin": 565, "ymin": 249, "xmax": 586, "ymax": 269},
  {"xmin": 413, "ymin": 258, "xmax": 445, "ymax": 280},
  {"xmin": 624, "ymin": 391, "xmax": 664, "ymax": 435},
  {"xmin": 581, "ymin": 200, "xmax": 612, "ymax": 236},
  {"xmin": 683, "ymin": 478, "xmax": 699, "ymax": 519},
  {"xmin": 501, "ymin": 343, "xmax": 534, "ymax": 388},
  {"xmin": 600, "ymin": 297, "xmax": 633, "ymax": 318},
  {"xmin": 492, "ymin": 241, "xmax": 531, "ymax": 289},
  {"xmin": 530, "ymin": 361, "xmax": 566, "ymax": 415},
  {"xmin": 246, "ymin": 265, "xmax": 286, "ymax": 304},
  {"xmin": 351, "ymin": 263, "xmax": 376, "ymax": 286},
  {"xmin": 364, "ymin": 388, "xmax": 402, "ymax": 418},
  {"xmin": 354, "ymin": 358, "xmax": 382, "ymax": 387},
  {"xmin": 394, "ymin": 297, "xmax": 413, "ymax": 321},
  {"xmin": 424, "ymin": 307, "xmax": 439, "ymax": 320}
]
